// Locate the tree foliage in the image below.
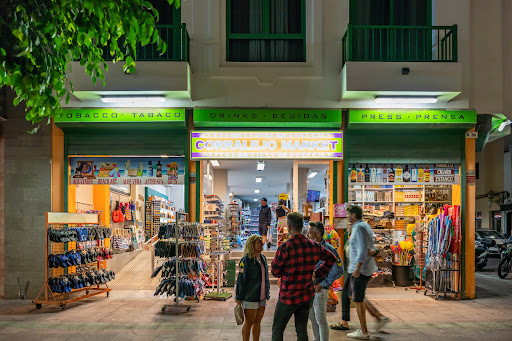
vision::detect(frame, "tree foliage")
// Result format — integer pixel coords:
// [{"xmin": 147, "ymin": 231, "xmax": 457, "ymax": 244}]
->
[{"xmin": 0, "ymin": 0, "xmax": 180, "ymax": 131}]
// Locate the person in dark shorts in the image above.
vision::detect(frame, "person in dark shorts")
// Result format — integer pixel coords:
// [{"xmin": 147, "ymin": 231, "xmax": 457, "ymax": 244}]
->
[
  {"xmin": 345, "ymin": 205, "xmax": 378, "ymax": 340},
  {"xmin": 258, "ymin": 198, "xmax": 272, "ymax": 250}
]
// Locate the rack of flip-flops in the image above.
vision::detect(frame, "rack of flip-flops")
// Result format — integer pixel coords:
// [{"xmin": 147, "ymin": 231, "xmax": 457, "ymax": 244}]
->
[
  {"xmin": 155, "ymin": 222, "xmax": 205, "ymax": 312},
  {"xmin": 33, "ymin": 212, "xmax": 113, "ymax": 311},
  {"xmin": 424, "ymin": 205, "xmax": 461, "ymax": 299}
]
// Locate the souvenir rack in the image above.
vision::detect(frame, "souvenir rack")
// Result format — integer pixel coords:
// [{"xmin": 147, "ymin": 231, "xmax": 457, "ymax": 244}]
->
[{"xmin": 33, "ymin": 212, "xmax": 111, "ymax": 310}]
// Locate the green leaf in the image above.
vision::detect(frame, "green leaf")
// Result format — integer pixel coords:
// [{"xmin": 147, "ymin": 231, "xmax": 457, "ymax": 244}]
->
[{"xmin": 12, "ymin": 29, "xmax": 23, "ymax": 40}]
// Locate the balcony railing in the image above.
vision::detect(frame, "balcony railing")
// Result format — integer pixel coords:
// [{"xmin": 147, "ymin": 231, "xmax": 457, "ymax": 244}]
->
[
  {"xmin": 102, "ymin": 24, "xmax": 190, "ymax": 62},
  {"xmin": 342, "ymin": 24, "xmax": 457, "ymax": 67}
]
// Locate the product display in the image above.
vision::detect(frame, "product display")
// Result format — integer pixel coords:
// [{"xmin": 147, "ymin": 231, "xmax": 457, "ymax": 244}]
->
[
  {"xmin": 152, "ymin": 259, "xmax": 206, "ymax": 278},
  {"xmin": 34, "ymin": 213, "xmax": 112, "ymax": 310},
  {"xmin": 48, "ymin": 269, "xmax": 115, "ymax": 293},
  {"xmin": 154, "ymin": 241, "xmax": 202, "ymax": 258},
  {"xmin": 154, "ymin": 278, "xmax": 206, "ymax": 297}
]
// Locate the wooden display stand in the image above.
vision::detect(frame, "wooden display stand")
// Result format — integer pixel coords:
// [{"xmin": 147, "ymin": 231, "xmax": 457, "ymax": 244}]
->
[{"xmin": 33, "ymin": 212, "xmax": 111, "ymax": 310}]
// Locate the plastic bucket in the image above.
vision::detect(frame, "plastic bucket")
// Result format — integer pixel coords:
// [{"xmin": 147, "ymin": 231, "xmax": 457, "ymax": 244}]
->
[{"xmin": 392, "ymin": 265, "xmax": 411, "ymax": 287}]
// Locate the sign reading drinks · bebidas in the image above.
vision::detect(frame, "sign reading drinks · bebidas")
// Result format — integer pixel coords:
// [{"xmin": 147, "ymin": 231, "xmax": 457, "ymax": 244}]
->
[
  {"xmin": 55, "ymin": 108, "xmax": 185, "ymax": 122},
  {"xmin": 193, "ymin": 109, "xmax": 342, "ymax": 128},
  {"xmin": 190, "ymin": 131, "xmax": 343, "ymax": 159}
]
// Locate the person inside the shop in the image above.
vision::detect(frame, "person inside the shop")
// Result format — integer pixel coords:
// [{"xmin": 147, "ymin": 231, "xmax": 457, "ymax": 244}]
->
[
  {"xmin": 259, "ymin": 197, "xmax": 272, "ymax": 250},
  {"xmin": 271, "ymin": 212, "xmax": 337, "ymax": 341},
  {"xmin": 235, "ymin": 234, "xmax": 270, "ymax": 341},
  {"xmin": 307, "ymin": 221, "xmax": 344, "ymax": 341},
  {"xmin": 276, "ymin": 199, "xmax": 291, "ymax": 218},
  {"xmin": 340, "ymin": 205, "xmax": 389, "ymax": 340}
]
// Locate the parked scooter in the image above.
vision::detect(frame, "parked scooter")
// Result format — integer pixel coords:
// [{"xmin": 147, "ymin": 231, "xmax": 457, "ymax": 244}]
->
[
  {"xmin": 475, "ymin": 240, "xmax": 489, "ymax": 271},
  {"xmin": 498, "ymin": 243, "xmax": 512, "ymax": 279}
]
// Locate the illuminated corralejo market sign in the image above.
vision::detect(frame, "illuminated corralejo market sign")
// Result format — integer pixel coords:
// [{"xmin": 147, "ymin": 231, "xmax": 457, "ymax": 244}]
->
[{"xmin": 190, "ymin": 131, "xmax": 343, "ymax": 159}]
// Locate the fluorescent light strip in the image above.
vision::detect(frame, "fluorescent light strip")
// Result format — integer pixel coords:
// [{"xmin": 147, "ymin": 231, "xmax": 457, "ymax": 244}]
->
[
  {"xmin": 255, "ymin": 189, "xmax": 260, "ymax": 193},
  {"xmin": 253, "ymin": 198, "xmax": 258, "ymax": 201},
  {"xmin": 374, "ymin": 96, "xmax": 438, "ymax": 104},
  {"xmin": 257, "ymin": 161, "xmax": 265, "ymax": 171},
  {"xmin": 100, "ymin": 96, "xmax": 166, "ymax": 103},
  {"xmin": 211, "ymin": 160, "xmax": 220, "ymax": 167},
  {"xmin": 255, "ymin": 177, "xmax": 262, "ymax": 183},
  {"xmin": 308, "ymin": 172, "xmax": 318, "ymax": 178}
]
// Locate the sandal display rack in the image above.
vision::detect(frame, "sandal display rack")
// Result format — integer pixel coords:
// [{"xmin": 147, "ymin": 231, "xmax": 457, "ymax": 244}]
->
[
  {"xmin": 33, "ymin": 212, "xmax": 112, "ymax": 310},
  {"xmin": 155, "ymin": 222, "xmax": 205, "ymax": 313}
]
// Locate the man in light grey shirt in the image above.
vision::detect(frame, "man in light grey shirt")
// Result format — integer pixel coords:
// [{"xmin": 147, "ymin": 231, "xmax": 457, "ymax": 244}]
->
[{"xmin": 346, "ymin": 205, "xmax": 377, "ymax": 340}]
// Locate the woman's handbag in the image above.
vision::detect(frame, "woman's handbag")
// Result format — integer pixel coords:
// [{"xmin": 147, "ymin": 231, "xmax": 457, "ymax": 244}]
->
[{"xmin": 234, "ymin": 303, "xmax": 244, "ymax": 325}]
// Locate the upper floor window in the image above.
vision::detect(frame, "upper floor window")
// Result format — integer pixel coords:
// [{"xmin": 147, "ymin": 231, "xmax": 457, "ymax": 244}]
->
[
  {"xmin": 227, "ymin": 0, "xmax": 306, "ymax": 62},
  {"xmin": 350, "ymin": 0, "xmax": 431, "ymax": 26}
]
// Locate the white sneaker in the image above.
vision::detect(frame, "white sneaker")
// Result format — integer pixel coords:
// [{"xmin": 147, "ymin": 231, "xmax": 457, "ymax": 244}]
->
[
  {"xmin": 375, "ymin": 316, "xmax": 390, "ymax": 332},
  {"xmin": 347, "ymin": 329, "xmax": 370, "ymax": 340}
]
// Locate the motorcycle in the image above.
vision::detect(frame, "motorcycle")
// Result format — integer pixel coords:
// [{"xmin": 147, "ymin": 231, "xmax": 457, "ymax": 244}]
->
[
  {"xmin": 475, "ymin": 240, "xmax": 489, "ymax": 271},
  {"xmin": 498, "ymin": 243, "xmax": 512, "ymax": 279}
]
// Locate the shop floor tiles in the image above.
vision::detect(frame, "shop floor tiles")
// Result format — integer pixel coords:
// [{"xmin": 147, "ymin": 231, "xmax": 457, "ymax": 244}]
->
[{"xmin": 107, "ymin": 251, "xmax": 160, "ymax": 290}]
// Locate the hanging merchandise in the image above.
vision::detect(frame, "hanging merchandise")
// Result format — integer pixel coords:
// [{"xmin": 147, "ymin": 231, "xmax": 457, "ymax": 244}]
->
[
  {"xmin": 154, "ymin": 277, "xmax": 206, "ymax": 298},
  {"xmin": 48, "ymin": 269, "xmax": 115, "ymax": 293},
  {"xmin": 154, "ymin": 241, "xmax": 202, "ymax": 258},
  {"xmin": 424, "ymin": 205, "xmax": 461, "ymax": 299},
  {"xmin": 152, "ymin": 259, "xmax": 206, "ymax": 278}
]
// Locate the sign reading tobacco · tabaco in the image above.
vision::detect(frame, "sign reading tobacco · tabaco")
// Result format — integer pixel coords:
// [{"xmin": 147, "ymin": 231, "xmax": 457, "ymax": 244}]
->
[
  {"xmin": 55, "ymin": 108, "xmax": 185, "ymax": 122},
  {"xmin": 190, "ymin": 131, "xmax": 343, "ymax": 159},
  {"xmin": 193, "ymin": 109, "xmax": 342, "ymax": 128}
]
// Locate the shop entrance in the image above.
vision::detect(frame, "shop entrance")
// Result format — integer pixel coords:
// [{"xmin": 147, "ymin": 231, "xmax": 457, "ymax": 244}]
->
[
  {"xmin": 201, "ymin": 160, "xmax": 332, "ymax": 251},
  {"xmin": 67, "ymin": 155, "xmax": 187, "ymax": 293}
]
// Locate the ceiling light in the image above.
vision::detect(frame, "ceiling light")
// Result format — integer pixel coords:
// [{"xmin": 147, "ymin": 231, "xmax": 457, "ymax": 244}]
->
[
  {"xmin": 256, "ymin": 177, "xmax": 262, "ymax": 183},
  {"xmin": 255, "ymin": 189, "xmax": 260, "ymax": 193},
  {"xmin": 308, "ymin": 172, "xmax": 318, "ymax": 179},
  {"xmin": 100, "ymin": 96, "xmax": 166, "ymax": 103},
  {"xmin": 374, "ymin": 96, "xmax": 438, "ymax": 104},
  {"xmin": 254, "ymin": 198, "xmax": 258, "ymax": 201},
  {"xmin": 211, "ymin": 160, "xmax": 220, "ymax": 167},
  {"xmin": 229, "ymin": 192, "xmax": 233, "ymax": 196},
  {"xmin": 257, "ymin": 161, "xmax": 265, "ymax": 171}
]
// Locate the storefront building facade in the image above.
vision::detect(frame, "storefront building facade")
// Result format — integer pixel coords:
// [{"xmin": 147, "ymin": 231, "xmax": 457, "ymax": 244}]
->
[{"xmin": 3, "ymin": 0, "xmax": 498, "ymax": 300}]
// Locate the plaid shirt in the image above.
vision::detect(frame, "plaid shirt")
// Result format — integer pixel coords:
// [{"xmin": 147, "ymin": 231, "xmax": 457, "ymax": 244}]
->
[{"xmin": 271, "ymin": 234, "xmax": 337, "ymax": 305}]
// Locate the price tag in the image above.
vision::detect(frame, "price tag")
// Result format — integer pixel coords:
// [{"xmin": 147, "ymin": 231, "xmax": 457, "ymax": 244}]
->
[{"xmin": 465, "ymin": 132, "xmax": 478, "ymax": 138}]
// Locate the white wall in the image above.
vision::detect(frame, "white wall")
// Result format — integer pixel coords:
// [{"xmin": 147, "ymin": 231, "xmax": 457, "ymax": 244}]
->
[
  {"xmin": 475, "ymin": 139, "xmax": 505, "ymax": 229},
  {"xmin": 167, "ymin": 185, "xmax": 185, "ymax": 211},
  {"xmin": 213, "ymin": 169, "xmax": 228, "ymax": 205}
]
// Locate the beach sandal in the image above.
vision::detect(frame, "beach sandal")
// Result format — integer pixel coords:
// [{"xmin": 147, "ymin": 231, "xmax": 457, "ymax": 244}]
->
[{"xmin": 331, "ymin": 322, "xmax": 350, "ymax": 330}]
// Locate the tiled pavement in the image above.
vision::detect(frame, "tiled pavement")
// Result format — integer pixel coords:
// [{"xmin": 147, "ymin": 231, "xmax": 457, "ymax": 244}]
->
[{"xmin": 1, "ymin": 273, "xmax": 512, "ymax": 340}]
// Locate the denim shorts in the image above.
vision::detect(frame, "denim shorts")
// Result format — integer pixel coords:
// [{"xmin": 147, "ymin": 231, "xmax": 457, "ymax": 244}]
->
[{"xmin": 242, "ymin": 299, "xmax": 267, "ymax": 310}]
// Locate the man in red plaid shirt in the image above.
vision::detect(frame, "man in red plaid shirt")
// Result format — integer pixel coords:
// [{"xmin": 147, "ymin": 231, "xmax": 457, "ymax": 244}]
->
[{"xmin": 271, "ymin": 212, "xmax": 337, "ymax": 341}]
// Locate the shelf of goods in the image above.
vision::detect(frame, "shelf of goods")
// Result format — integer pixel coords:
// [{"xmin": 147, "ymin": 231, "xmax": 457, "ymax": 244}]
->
[
  {"xmin": 349, "ymin": 181, "xmax": 456, "ymax": 290},
  {"xmin": 203, "ymin": 195, "xmax": 232, "ymax": 301},
  {"xmin": 241, "ymin": 207, "xmax": 260, "ymax": 240},
  {"xmin": 153, "ymin": 222, "xmax": 206, "ymax": 312},
  {"xmin": 33, "ymin": 212, "xmax": 114, "ymax": 310},
  {"xmin": 145, "ymin": 197, "xmax": 177, "ymax": 241}
]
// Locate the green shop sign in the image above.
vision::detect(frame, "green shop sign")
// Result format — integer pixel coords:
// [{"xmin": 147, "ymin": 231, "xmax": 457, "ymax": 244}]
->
[
  {"xmin": 193, "ymin": 108, "xmax": 342, "ymax": 128},
  {"xmin": 349, "ymin": 110, "xmax": 477, "ymax": 126},
  {"xmin": 55, "ymin": 108, "xmax": 186, "ymax": 122}
]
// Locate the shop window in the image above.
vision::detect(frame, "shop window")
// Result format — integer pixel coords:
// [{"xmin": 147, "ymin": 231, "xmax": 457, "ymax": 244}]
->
[
  {"xmin": 475, "ymin": 211, "xmax": 482, "ymax": 229},
  {"xmin": 227, "ymin": 0, "xmax": 306, "ymax": 62}
]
